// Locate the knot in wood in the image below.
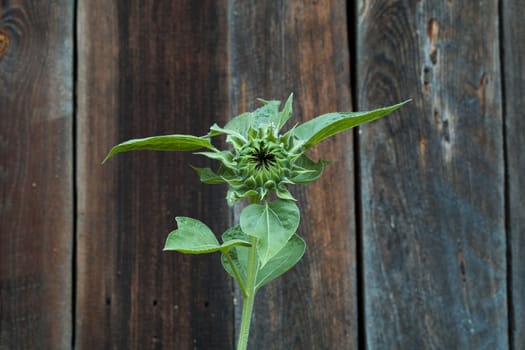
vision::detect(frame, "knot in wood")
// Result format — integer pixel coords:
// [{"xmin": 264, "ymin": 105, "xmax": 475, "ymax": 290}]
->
[{"xmin": 0, "ymin": 29, "xmax": 9, "ymax": 59}]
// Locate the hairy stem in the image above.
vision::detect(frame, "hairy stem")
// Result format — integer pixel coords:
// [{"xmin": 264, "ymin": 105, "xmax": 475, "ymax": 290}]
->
[{"xmin": 237, "ymin": 235, "xmax": 259, "ymax": 350}]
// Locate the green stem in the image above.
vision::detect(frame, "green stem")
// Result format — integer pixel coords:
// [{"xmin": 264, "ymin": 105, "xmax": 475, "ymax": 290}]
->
[
  {"xmin": 224, "ymin": 250, "xmax": 247, "ymax": 298},
  {"xmin": 237, "ymin": 235, "xmax": 259, "ymax": 350}
]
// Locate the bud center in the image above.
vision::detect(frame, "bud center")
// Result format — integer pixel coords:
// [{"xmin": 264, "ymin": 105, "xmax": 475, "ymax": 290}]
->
[{"xmin": 250, "ymin": 146, "xmax": 276, "ymax": 170}]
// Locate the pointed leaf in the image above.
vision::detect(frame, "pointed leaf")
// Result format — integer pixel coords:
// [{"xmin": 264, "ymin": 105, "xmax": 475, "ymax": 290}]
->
[
  {"xmin": 209, "ymin": 123, "xmax": 247, "ymax": 141},
  {"xmin": 194, "ymin": 150, "xmax": 236, "ymax": 168},
  {"xmin": 294, "ymin": 100, "xmax": 410, "ymax": 149},
  {"xmin": 103, "ymin": 134, "xmax": 214, "ymax": 162},
  {"xmin": 291, "ymin": 155, "xmax": 331, "ymax": 184},
  {"xmin": 164, "ymin": 217, "xmax": 220, "ymax": 254},
  {"xmin": 240, "ymin": 199, "xmax": 300, "ymax": 265},
  {"xmin": 272, "ymin": 93, "xmax": 293, "ymax": 131},
  {"xmin": 191, "ymin": 166, "xmax": 227, "ymax": 184},
  {"xmin": 224, "ymin": 112, "xmax": 254, "ymax": 137},
  {"xmin": 164, "ymin": 218, "xmax": 251, "ymax": 255},
  {"xmin": 256, "ymin": 234, "xmax": 306, "ymax": 289},
  {"xmin": 253, "ymin": 99, "xmax": 281, "ymax": 128},
  {"xmin": 275, "ymin": 186, "xmax": 295, "ymax": 201},
  {"xmin": 216, "ymin": 164, "xmax": 238, "ymax": 181}
]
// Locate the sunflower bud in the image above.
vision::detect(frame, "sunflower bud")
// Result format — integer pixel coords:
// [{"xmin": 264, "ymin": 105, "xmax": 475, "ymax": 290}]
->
[{"xmin": 223, "ymin": 124, "xmax": 304, "ymax": 204}]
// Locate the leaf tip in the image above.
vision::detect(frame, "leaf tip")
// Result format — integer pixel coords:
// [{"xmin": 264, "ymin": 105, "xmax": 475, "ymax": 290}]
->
[
  {"xmin": 101, "ymin": 153, "xmax": 112, "ymax": 164},
  {"xmin": 398, "ymin": 98, "xmax": 412, "ymax": 107}
]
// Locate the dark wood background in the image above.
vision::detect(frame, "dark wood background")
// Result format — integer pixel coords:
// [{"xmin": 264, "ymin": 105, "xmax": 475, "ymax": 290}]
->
[{"xmin": 1, "ymin": 1, "xmax": 523, "ymax": 349}]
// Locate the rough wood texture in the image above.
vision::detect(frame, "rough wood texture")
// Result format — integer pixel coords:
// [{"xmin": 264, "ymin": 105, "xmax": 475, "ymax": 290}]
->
[
  {"xmin": 502, "ymin": 0, "xmax": 525, "ymax": 348},
  {"xmin": 3, "ymin": 2, "xmax": 524, "ymax": 349},
  {"xmin": 76, "ymin": 1, "xmax": 233, "ymax": 349},
  {"xmin": 357, "ymin": 0, "xmax": 507, "ymax": 348},
  {"xmin": 0, "ymin": 1, "xmax": 73, "ymax": 349},
  {"xmin": 230, "ymin": 1, "xmax": 356, "ymax": 348}
]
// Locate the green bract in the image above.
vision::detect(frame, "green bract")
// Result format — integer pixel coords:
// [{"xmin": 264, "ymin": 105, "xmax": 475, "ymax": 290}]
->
[{"xmin": 104, "ymin": 93, "xmax": 409, "ymax": 350}]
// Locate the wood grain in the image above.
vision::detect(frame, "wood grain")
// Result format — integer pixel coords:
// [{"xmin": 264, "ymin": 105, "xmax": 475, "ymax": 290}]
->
[
  {"xmin": 76, "ymin": 1, "xmax": 233, "ymax": 349},
  {"xmin": 357, "ymin": 0, "xmax": 507, "ymax": 348},
  {"xmin": 502, "ymin": 0, "xmax": 525, "ymax": 348},
  {"xmin": 0, "ymin": 1, "xmax": 73, "ymax": 349},
  {"xmin": 230, "ymin": 1, "xmax": 356, "ymax": 348}
]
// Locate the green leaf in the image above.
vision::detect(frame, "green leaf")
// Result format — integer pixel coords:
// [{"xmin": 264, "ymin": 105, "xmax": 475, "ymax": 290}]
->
[
  {"xmin": 221, "ymin": 94, "xmax": 293, "ymax": 136},
  {"xmin": 164, "ymin": 217, "xmax": 220, "ymax": 254},
  {"xmin": 275, "ymin": 186, "xmax": 295, "ymax": 201},
  {"xmin": 253, "ymin": 99, "xmax": 281, "ymax": 128},
  {"xmin": 206, "ymin": 125, "xmax": 248, "ymax": 155},
  {"xmin": 103, "ymin": 134, "xmax": 214, "ymax": 163},
  {"xmin": 221, "ymin": 226, "xmax": 249, "ymax": 285},
  {"xmin": 191, "ymin": 166, "xmax": 227, "ymax": 184},
  {"xmin": 209, "ymin": 123, "xmax": 247, "ymax": 141},
  {"xmin": 255, "ymin": 234, "xmax": 306, "ymax": 289},
  {"xmin": 165, "ymin": 218, "xmax": 250, "ymax": 254},
  {"xmin": 291, "ymin": 154, "xmax": 330, "ymax": 184},
  {"xmin": 272, "ymin": 93, "xmax": 293, "ymax": 131},
  {"xmin": 294, "ymin": 100, "xmax": 410, "ymax": 149},
  {"xmin": 240, "ymin": 199, "xmax": 300, "ymax": 266},
  {"xmin": 194, "ymin": 150, "xmax": 236, "ymax": 168},
  {"xmin": 224, "ymin": 112, "xmax": 254, "ymax": 137},
  {"xmin": 221, "ymin": 228, "xmax": 306, "ymax": 290}
]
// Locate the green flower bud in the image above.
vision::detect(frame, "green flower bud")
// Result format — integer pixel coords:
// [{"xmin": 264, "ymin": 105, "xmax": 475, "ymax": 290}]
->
[{"xmin": 221, "ymin": 123, "xmax": 306, "ymax": 204}]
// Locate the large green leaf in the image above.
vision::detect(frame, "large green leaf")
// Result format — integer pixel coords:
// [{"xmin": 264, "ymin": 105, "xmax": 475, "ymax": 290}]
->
[
  {"xmin": 164, "ymin": 217, "xmax": 220, "ymax": 254},
  {"xmin": 164, "ymin": 217, "xmax": 250, "ymax": 254},
  {"xmin": 294, "ymin": 100, "xmax": 410, "ymax": 149},
  {"xmin": 240, "ymin": 199, "xmax": 300, "ymax": 265},
  {"xmin": 255, "ymin": 233, "xmax": 305, "ymax": 289},
  {"xmin": 220, "ymin": 228, "xmax": 305, "ymax": 290},
  {"xmin": 103, "ymin": 134, "xmax": 214, "ymax": 163}
]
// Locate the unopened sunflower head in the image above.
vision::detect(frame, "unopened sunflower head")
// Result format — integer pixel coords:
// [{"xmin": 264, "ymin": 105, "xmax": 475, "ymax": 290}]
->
[
  {"xmin": 224, "ymin": 123, "xmax": 304, "ymax": 204},
  {"xmin": 104, "ymin": 93, "xmax": 409, "ymax": 206},
  {"xmin": 195, "ymin": 95, "xmax": 326, "ymax": 205}
]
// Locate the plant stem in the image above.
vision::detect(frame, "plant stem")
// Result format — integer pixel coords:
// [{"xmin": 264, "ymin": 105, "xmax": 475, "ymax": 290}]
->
[
  {"xmin": 237, "ymin": 235, "xmax": 259, "ymax": 350},
  {"xmin": 224, "ymin": 251, "xmax": 247, "ymax": 298}
]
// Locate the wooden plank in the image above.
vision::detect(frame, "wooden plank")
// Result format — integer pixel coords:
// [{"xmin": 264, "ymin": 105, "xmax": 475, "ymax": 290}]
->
[
  {"xmin": 0, "ymin": 1, "xmax": 73, "ymax": 349},
  {"xmin": 76, "ymin": 1, "xmax": 233, "ymax": 348},
  {"xmin": 502, "ymin": 0, "xmax": 525, "ymax": 348},
  {"xmin": 229, "ymin": 1, "xmax": 356, "ymax": 348},
  {"xmin": 357, "ymin": 1, "xmax": 507, "ymax": 348}
]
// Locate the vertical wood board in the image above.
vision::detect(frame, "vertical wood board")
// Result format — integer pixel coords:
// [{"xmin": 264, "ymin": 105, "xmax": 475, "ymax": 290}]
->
[
  {"xmin": 0, "ymin": 1, "xmax": 73, "ymax": 349},
  {"xmin": 502, "ymin": 0, "xmax": 525, "ymax": 348},
  {"xmin": 229, "ymin": 1, "xmax": 357, "ymax": 348},
  {"xmin": 357, "ymin": 0, "xmax": 507, "ymax": 348},
  {"xmin": 76, "ymin": 1, "xmax": 233, "ymax": 349}
]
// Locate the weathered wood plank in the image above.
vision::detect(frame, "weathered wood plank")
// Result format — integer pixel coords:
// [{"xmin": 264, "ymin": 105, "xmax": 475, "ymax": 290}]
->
[
  {"xmin": 357, "ymin": 0, "xmax": 507, "ymax": 348},
  {"xmin": 76, "ymin": 1, "xmax": 233, "ymax": 348},
  {"xmin": 502, "ymin": 0, "xmax": 525, "ymax": 348},
  {"xmin": 0, "ymin": 1, "xmax": 73, "ymax": 349},
  {"xmin": 230, "ymin": 1, "xmax": 356, "ymax": 348}
]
